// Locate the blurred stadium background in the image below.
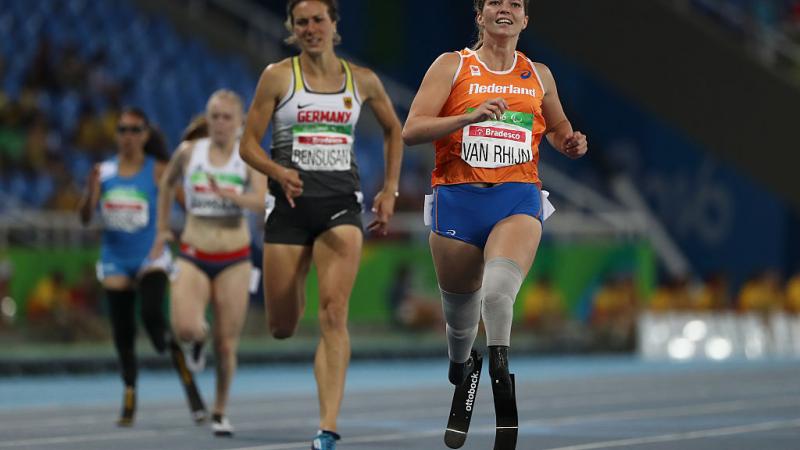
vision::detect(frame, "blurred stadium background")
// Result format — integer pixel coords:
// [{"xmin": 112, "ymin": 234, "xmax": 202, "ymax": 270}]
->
[{"xmin": 0, "ymin": 0, "xmax": 799, "ymax": 375}]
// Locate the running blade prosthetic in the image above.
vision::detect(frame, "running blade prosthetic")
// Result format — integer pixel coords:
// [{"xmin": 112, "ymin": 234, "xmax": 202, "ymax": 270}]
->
[
  {"xmin": 491, "ymin": 373, "xmax": 518, "ymax": 450},
  {"xmin": 169, "ymin": 340, "xmax": 208, "ymax": 423},
  {"xmin": 444, "ymin": 350, "xmax": 483, "ymax": 449}
]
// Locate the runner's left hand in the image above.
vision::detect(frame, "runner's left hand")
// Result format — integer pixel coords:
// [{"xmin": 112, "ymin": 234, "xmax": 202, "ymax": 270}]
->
[
  {"xmin": 562, "ymin": 131, "xmax": 588, "ymax": 159},
  {"xmin": 207, "ymin": 172, "xmax": 233, "ymax": 199},
  {"xmin": 368, "ymin": 189, "xmax": 397, "ymax": 236},
  {"xmin": 149, "ymin": 229, "xmax": 174, "ymax": 261}
]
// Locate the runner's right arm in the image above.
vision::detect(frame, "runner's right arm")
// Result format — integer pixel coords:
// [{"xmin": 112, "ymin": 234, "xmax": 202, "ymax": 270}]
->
[
  {"xmin": 403, "ymin": 53, "xmax": 509, "ymax": 146},
  {"xmin": 149, "ymin": 142, "xmax": 191, "ymax": 259},
  {"xmin": 240, "ymin": 61, "xmax": 304, "ymax": 208}
]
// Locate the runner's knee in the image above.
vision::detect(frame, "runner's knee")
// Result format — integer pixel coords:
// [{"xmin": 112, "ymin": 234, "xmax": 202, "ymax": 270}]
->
[
  {"xmin": 174, "ymin": 323, "xmax": 206, "ymax": 343},
  {"xmin": 214, "ymin": 338, "xmax": 237, "ymax": 360},
  {"xmin": 318, "ymin": 297, "xmax": 348, "ymax": 331}
]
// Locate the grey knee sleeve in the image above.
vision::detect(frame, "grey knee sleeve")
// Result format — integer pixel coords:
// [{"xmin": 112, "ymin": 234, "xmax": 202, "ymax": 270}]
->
[
  {"xmin": 481, "ymin": 257, "xmax": 524, "ymax": 347},
  {"xmin": 441, "ymin": 288, "xmax": 483, "ymax": 363}
]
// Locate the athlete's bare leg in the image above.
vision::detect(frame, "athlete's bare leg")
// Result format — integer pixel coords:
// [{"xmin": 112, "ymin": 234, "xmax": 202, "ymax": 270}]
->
[
  {"xmin": 170, "ymin": 259, "xmax": 212, "ymax": 342},
  {"xmin": 430, "ymin": 214, "xmax": 540, "ymax": 384},
  {"xmin": 312, "ymin": 225, "xmax": 362, "ymax": 432},
  {"xmin": 263, "ymin": 244, "xmax": 313, "ymax": 338},
  {"xmin": 483, "ymin": 214, "xmax": 541, "ymax": 273},
  {"xmin": 210, "ymin": 261, "xmax": 251, "ymax": 415},
  {"xmin": 429, "ymin": 213, "xmax": 542, "ymax": 292},
  {"xmin": 429, "ymin": 233, "xmax": 484, "ymax": 293},
  {"xmin": 103, "ymin": 275, "xmax": 133, "ymax": 291}
]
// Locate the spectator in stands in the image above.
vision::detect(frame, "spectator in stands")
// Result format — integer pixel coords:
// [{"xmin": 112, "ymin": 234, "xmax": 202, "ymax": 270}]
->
[
  {"xmin": 590, "ymin": 273, "xmax": 639, "ymax": 349},
  {"xmin": 649, "ymin": 275, "xmax": 693, "ymax": 311},
  {"xmin": 24, "ymin": 112, "xmax": 57, "ymax": 173},
  {"xmin": 87, "ymin": 49, "xmax": 123, "ymax": 101},
  {"xmin": 47, "ymin": 153, "xmax": 82, "ymax": 211},
  {"xmin": 738, "ymin": 270, "xmax": 784, "ymax": 313},
  {"xmin": 24, "ymin": 40, "xmax": 58, "ymax": 93},
  {"xmin": 785, "ymin": 270, "xmax": 800, "ymax": 313},
  {"xmin": 69, "ymin": 265, "xmax": 101, "ymax": 314},
  {"xmin": 0, "ymin": 154, "xmax": 6, "ymax": 183},
  {"xmin": 387, "ymin": 262, "xmax": 442, "ymax": 330},
  {"xmin": 394, "ymin": 161, "xmax": 432, "ymax": 213},
  {"xmin": 56, "ymin": 43, "xmax": 88, "ymax": 94},
  {"xmin": 26, "ymin": 270, "xmax": 70, "ymax": 325},
  {"xmin": 521, "ymin": 276, "xmax": 566, "ymax": 333},
  {"xmin": 0, "ymin": 255, "xmax": 12, "ymax": 329},
  {"xmin": 387, "ymin": 263, "xmax": 413, "ymax": 328},
  {"xmin": 0, "ymin": 55, "xmax": 6, "ymax": 113},
  {"xmin": 65, "ymin": 265, "xmax": 107, "ymax": 340},
  {"xmin": 0, "ymin": 253, "xmax": 11, "ymax": 302},
  {"xmin": 74, "ymin": 103, "xmax": 117, "ymax": 161},
  {"xmin": 25, "ymin": 268, "xmax": 106, "ymax": 341},
  {"xmin": 0, "ymin": 154, "xmax": 11, "ymax": 207},
  {"xmin": 692, "ymin": 272, "xmax": 731, "ymax": 310},
  {"xmin": 0, "ymin": 101, "xmax": 27, "ymax": 171}
]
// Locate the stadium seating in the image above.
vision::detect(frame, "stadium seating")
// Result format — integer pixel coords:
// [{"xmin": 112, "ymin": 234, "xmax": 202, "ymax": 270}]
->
[{"xmin": 0, "ymin": 0, "xmax": 258, "ymax": 208}]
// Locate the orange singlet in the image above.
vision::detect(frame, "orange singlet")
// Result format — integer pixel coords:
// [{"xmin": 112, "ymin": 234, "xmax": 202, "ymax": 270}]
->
[{"xmin": 432, "ymin": 49, "xmax": 547, "ymax": 188}]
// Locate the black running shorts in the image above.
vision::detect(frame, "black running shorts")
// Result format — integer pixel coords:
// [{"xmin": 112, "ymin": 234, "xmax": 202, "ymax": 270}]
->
[{"xmin": 264, "ymin": 188, "xmax": 364, "ymax": 246}]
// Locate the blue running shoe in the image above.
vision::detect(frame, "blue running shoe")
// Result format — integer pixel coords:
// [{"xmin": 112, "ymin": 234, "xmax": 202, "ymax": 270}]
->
[{"xmin": 311, "ymin": 430, "xmax": 341, "ymax": 450}]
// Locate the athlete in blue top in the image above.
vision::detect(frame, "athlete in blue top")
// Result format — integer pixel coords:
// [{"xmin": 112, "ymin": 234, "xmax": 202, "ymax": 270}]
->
[{"xmin": 78, "ymin": 108, "xmax": 206, "ymax": 426}]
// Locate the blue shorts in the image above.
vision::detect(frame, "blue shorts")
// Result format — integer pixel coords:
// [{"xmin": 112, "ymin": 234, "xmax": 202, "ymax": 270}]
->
[
  {"xmin": 430, "ymin": 182, "xmax": 543, "ymax": 249},
  {"xmin": 97, "ymin": 249, "xmax": 175, "ymax": 281},
  {"xmin": 96, "ymin": 257, "xmax": 142, "ymax": 281}
]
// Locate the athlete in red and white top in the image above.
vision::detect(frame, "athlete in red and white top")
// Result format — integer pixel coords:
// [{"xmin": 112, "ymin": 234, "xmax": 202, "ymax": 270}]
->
[
  {"xmin": 403, "ymin": 0, "xmax": 587, "ymax": 442},
  {"xmin": 150, "ymin": 90, "xmax": 267, "ymax": 437}
]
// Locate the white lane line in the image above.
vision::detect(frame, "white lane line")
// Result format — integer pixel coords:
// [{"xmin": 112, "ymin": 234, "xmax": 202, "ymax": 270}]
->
[
  {"xmin": 0, "ymin": 429, "xmax": 169, "ymax": 448},
  {"xmin": 2, "ymin": 394, "xmax": 799, "ymax": 448},
  {"xmin": 226, "ymin": 396, "xmax": 800, "ymax": 449},
  {"xmin": 6, "ymin": 390, "xmax": 800, "ymax": 442},
  {"xmin": 0, "ymin": 395, "xmax": 325, "ymax": 432},
  {"xmin": 6, "ymin": 379, "xmax": 797, "ymax": 433},
  {"xmin": 228, "ymin": 416, "xmax": 800, "ymax": 450},
  {"xmin": 541, "ymin": 418, "xmax": 800, "ymax": 450},
  {"xmin": 536, "ymin": 396, "xmax": 800, "ymax": 427}
]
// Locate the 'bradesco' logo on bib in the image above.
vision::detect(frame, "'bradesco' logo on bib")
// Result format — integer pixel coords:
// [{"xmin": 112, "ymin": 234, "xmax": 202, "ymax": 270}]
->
[
  {"xmin": 461, "ymin": 109, "xmax": 534, "ymax": 168},
  {"xmin": 292, "ymin": 124, "xmax": 353, "ymax": 171}
]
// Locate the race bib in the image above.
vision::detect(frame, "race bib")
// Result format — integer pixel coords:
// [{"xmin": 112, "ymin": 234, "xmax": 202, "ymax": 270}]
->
[
  {"xmin": 187, "ymin": 171, "xmax": 245, "ymax": 217},
  {"xmin": 101, "ymin": 188, "xmax": 149, "ymax": 232},
  {"xmin": 461, "ymin": 109, "xmax": 534, "ymax": 168},
  {"xmin": 291, "ymin": 124, "xmax": 353, "ymax": 171}
]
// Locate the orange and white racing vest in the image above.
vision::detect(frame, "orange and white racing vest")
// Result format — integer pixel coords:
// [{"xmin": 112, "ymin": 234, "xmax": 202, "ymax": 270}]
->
[{"xmin": 432, "ymin": 49, "xmax": 547, "ymax": 187}]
